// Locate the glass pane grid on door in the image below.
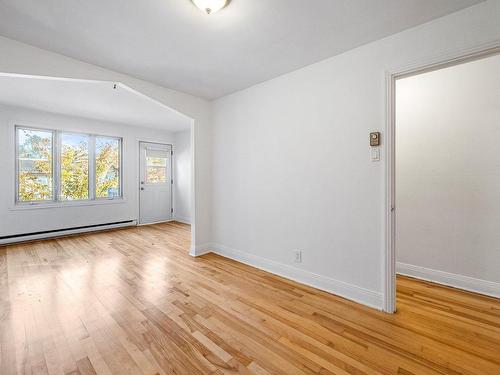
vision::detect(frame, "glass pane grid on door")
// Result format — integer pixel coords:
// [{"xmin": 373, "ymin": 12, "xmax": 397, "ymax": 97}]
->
[{"xmin": 146, "ymin": 156, "xmax": 167, "ymax": 184}]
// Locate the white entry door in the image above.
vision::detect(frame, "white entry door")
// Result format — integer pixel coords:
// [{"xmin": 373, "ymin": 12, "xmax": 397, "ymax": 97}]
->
[{"xmin": 139, "ymin": 142, "xmax": 172, "ymax": 224}]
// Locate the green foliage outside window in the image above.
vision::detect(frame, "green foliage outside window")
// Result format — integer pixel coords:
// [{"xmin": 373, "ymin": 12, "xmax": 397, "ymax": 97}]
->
[
  {"xmin": 18, "ymin": 129, "xmax": 53, "ymax": 201},
  {"xmin": 60, "ymin": 134, "xmax": 89, "ymax": 200},
  {"xmin": 96, "ymin": 138, "xmax": 120, "ymax": 198}
]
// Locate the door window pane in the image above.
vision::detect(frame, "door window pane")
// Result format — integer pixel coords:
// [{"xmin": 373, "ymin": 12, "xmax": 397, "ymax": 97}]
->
[
  {"xmin": 147, "ymin": 157, "xmax": 167, "ymax": 167},
  {"xmin": 146, "ymin": 151, "xmax": 167, "ymax": 183},
  {"xmin": 17, "ymin": 128, "xmax": 53, "ymax": 201},
  {"xmin": 95, "ymin": 137, "xmax": 121, "ymax": 198},
  {"xmin": 146, "ymin": 166, "xmax": 167, "ymax": 183},
  {"xmin": 60, "ymin": 133, "xmax": 89, "ymax": 200}
]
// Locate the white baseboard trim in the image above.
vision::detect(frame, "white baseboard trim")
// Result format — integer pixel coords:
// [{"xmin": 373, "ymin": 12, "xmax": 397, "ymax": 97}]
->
[
  {"xmin": 203, "ymin": 243, "xmax": 382, "ymax": 310},
  {"xmin": 397, "ymin": 262, "xmax": 500, "ymax": 299},
  {"xmin": 190, "ymin": 243, "xmax": 213, "ymax": 257},
  {"xmin": 137, "ymin": 219, "xmax": 173, "ymax": 226},
  {"xmin": 173, "ymin": 215, "xmax": 191, "ymax": 225}
]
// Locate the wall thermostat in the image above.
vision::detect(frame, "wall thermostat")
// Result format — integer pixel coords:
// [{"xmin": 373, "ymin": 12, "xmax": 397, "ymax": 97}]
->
[{"xmin": 370, "ymin": 132, "xmax": 381, "ymax": 146}]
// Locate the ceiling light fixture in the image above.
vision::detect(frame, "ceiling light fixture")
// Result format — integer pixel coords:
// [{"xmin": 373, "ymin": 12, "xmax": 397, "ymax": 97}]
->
[{"xmin": 192, "ymin": 0, "xmax": 229, "ymax": 15}]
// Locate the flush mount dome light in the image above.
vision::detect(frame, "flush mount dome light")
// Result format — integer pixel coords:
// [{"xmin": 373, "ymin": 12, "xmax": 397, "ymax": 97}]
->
[{"xmin": 192, "ymin": 0, "xmax": 228, "ymax": 14}]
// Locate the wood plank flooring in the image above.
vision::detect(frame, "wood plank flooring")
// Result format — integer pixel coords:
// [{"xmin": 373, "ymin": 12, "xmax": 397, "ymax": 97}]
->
[{"xmin": 1, "ymin": 222, "xmax": 499, "ymax": 374}]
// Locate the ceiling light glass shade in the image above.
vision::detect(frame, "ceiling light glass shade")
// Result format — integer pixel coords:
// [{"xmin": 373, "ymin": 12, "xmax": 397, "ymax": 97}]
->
[{"xmin": 192, "ymin": 0, "xmax": 228, "ymax": 14}]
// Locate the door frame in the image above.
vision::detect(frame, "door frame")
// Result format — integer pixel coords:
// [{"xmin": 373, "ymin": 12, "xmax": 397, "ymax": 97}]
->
[
  {"xmin": 383, "ymin": 40, "xmax": 500, "ymax": 313},
  {"xmin": 138, "ymin": 140, "xmax": 173, "ymax": 225}
]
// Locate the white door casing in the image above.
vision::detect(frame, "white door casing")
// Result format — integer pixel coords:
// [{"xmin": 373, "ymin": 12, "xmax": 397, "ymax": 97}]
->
[
  {"xmin": 383, "ymin": 42, "xmax": 500, "ymax": 313},
  {"xmin": 139, "ymin": 141, "xmax": 172, "ymax": 224}
]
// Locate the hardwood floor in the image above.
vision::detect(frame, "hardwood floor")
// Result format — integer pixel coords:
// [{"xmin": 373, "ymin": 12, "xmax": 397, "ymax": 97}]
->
[{"xmin": 1, "ymin": 222, "xmax": 499, "ymax": 375}]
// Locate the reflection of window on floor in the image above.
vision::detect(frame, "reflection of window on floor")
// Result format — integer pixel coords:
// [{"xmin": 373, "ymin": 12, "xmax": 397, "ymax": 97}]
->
[{"xmin": 16, "ymin": 126, "xmax": 122, "ymax": 203}]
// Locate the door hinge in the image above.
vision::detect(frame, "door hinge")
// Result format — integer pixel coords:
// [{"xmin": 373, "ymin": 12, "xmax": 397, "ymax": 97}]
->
[
  {"xmin": 171, "ymin": 179, "xmax": 174, "ymax": 185},
  {"xmin": 171, "ymin": 150, "xmax": 173, "ymax": 155},
  {"xmin": 171, "ymin": 208, "xmax": 174, "ymax": 213}
]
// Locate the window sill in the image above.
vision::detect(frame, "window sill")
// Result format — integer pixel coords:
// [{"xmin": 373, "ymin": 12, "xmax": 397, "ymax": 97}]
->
[{"xmin": 10, "ymin": 198, "xmax": 127, "ymax": 211}]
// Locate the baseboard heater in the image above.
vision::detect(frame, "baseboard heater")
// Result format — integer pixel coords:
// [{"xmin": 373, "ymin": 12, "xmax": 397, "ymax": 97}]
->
[{"xmin": 0, "ymin": 220, "xmax": 137, "ymax": 245}]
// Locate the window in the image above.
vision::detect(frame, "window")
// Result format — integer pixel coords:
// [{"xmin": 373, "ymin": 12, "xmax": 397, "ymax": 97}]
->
[
  {"xmin": 146, "ymin": 149, "xmax": 168, "ymax": 184},
  {"xmin": 16, "ymin": 126, "xmax": 122, "ymax": 204},
  {"xmin": 60, "ymin": 133, "xmax": 89, "ymax": 200},
  {"xmin": 95, "ymin": 137, "xmax": 121, "ymax": 198},
  {"xmin": 17, "ymin": 128, "xmax": 54, "ymax": 202}
]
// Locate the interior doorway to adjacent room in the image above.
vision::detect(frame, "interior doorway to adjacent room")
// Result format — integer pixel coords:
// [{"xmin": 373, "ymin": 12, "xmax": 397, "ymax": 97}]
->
[{"xmin": 390, "ymin": 50, "xmax": 500, "ymax": 311}]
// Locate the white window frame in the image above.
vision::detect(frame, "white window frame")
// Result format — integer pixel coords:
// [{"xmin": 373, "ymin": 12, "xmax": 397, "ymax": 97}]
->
[
  {"xmin": 15, "ymin": 125, "xmax": 123, "ymax": 206},
  {"xmin": 15, "ymin": 126, "xmax": 56, "ymax": 204},
  {"xmin": 94, "ymin": 135, "xmax": 123, "ymax": 200}
]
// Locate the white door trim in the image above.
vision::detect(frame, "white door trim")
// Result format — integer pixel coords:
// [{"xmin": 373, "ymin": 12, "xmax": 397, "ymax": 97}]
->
[
  {"xmin": 383, "ymin": 40, "xmax": 500, "ymax": 313},
  {"xmin": 138, "ymin": 141, "xmax": 173, "ymax": 225}
]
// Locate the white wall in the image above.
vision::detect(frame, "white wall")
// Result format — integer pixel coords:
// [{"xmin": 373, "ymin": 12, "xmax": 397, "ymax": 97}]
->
[
  {"xmin": 0, "ymin": 104, "xmax": 179, "ymax": 236},
  {"xmin": 210, "ymin": 0, "xmax": 500, "ymax": 309},
  {"xmin": 173, "ymin": 130, "xmax": 192, "ymax": 223},
  {"xmin": 396, "ymin": 54, "xmax": 500, "ymax": 288},
  {"xmin": 0, "ymin": 35, "xmax": 212, "ymax": 248}
]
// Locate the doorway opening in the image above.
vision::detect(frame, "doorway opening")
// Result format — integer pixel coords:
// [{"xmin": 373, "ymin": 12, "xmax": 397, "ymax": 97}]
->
[
  {"xmin": 0, "ymin": 72, "xmax": 196, "ymax": 253},
  {"xmin": 384, "ymin": 45, "xmax": 500, "ymax": 313}
]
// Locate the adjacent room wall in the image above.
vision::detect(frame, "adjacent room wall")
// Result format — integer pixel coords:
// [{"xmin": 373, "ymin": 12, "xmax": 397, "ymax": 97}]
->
[
  {"xmin": 0, "ymin": 103, "xmax": 179, "ymax": 237},
  {"xmin": 0, "ymin": 35, "xmax": 212, "ymax": 248},
  {"xmin": 210, "ymin": 0, "xmax": 500, "ymax": 309},
  {"xmin": 173, "ymin": 130, "xmax": 192, "ymax": 224},
  {"xmin": 395, "ymin": 54, "xmax": 500, "ymax": 295}
]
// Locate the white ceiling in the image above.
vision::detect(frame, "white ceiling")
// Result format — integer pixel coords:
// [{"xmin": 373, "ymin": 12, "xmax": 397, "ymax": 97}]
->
[
  {"xmin": 0, "ymin": 0, "xmax": 484, "ymax": 99},
  {"xmin": 0, "ymin": 74, "xmax": 191, "ymax": 131}
]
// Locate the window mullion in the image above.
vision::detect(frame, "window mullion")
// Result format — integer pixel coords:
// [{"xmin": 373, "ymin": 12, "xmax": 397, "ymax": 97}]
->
[
  {"xmin": 119, "ymin": 138, "xmax": 123, "ymax": 198},
  {"xmin": 15, "ymin": 127, "xmax": 19, "ymax": 203},
  {"xmin": 54, "ymin": 130, "xmax": 60, "ymax": 202},
  {"xmin": 89, "ymin": 135, "xmax": 96, "ymax": 200}
]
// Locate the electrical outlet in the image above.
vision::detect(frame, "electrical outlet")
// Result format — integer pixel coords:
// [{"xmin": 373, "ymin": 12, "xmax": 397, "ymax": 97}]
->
[{"xmin": 293, "ymin": 250, "xmax": 302, "ymax": 263}]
